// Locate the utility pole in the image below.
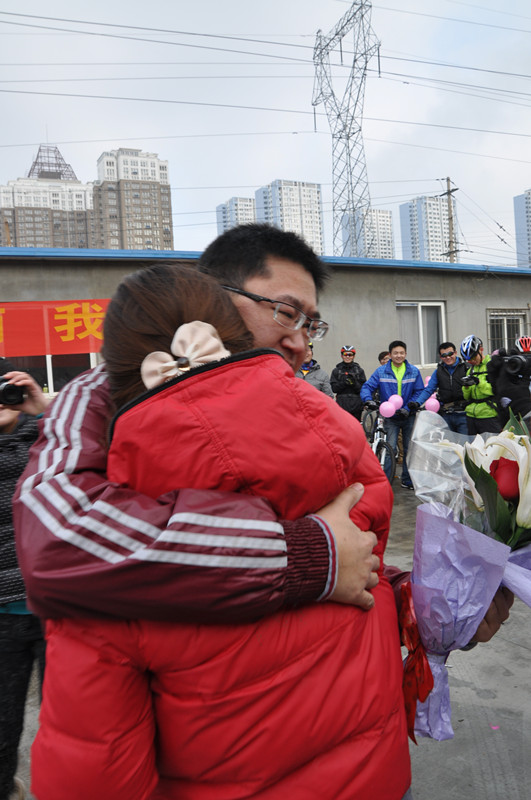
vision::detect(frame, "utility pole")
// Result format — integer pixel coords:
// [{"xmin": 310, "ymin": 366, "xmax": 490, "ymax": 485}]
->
[
  {"xmin": 313, "ymin": 1, "xmax": 379, "ymax": 257},
  {"xmin": 441, "ymin": 176, "xmax": 459, "ymax": 262}
]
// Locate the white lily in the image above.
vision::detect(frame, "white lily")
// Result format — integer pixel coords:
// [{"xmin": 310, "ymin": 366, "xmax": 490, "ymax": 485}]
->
[{"xmin": 439, "ymin": 436, "xmax": 485, "ymax": 509}]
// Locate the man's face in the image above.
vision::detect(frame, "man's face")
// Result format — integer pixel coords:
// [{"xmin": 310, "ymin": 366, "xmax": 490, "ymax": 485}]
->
[
  {"xmin": 232, "ymin": 256, "xmax": 319, "ymax": 373},
  {"xmin": 342, "ymin": 352, "xmax": 354, "ymax": 364},
  {"xmin": 379, "ymin": 354, "xmax": 390, "ymax": 365},
  {"xmin": 467, "ymin": 349, "xmax": 483, "ymax": 366},
  {"xmin": 0, "ymin": 405, "xmax": 20, "ymax": 434},
  {"xmin": 390, "ymin": 346, "xmax": 406, "ymax": 366},
  {"xmin": 439, "ymin": 346, "xmax": 457, "ymax": 366},
  {"xmin": 304, "ymin": 345, "xmax": 313, "ymax": 363}
]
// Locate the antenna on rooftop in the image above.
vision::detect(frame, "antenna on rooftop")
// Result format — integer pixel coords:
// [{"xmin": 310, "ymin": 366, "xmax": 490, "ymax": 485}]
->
[{"xmin": 313, "ymin": 0, "xmax": 379, "ymax": 257}]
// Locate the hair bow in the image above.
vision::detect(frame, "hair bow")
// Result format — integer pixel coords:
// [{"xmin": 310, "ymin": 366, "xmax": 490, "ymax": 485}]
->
[{"xmin": 141, "ymin": 320, "xmax": 231, "ymax": 390}]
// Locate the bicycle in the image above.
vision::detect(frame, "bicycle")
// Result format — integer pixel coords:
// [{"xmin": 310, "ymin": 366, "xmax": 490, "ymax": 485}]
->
[{"xmin": 363, "ymin": 403, "xmax": 397, "ymax": 481}]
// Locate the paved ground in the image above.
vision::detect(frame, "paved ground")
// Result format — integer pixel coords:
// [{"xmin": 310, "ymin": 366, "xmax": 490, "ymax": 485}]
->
[
  {"xmin": 388, "ymin": 485, "xmax": 531, "ymax": 800},
  {"xmin": 16, "ymin": 481, "xmax": 531, "ymax": 799}
]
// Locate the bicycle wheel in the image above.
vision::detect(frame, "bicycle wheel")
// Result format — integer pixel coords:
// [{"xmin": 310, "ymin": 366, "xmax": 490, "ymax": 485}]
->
[
  {"xmin": 375, "ymin": 440, "xmax": 396, "ymax": 482},
  {"xmin": 361, "ymin": 408, "xmax": 376, "ymax": 439}
]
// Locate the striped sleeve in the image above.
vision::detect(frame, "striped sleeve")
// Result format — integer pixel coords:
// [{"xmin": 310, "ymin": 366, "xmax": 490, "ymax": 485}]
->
[{"xmin": 13, "ymin": 366, "xmax": 330, "ymax": 622}]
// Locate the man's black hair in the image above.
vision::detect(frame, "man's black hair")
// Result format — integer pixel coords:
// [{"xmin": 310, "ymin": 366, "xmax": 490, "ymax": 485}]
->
[
  {"xmin": 438, "ymin": 342, "xmax": 456, "ymax": 354},
  {"xmin": 388, "ymin": 340, "xmax": 407, "ymax": 352},
  {"xmin": 198, "ymin": 223, "xmax": 330, "ymax": 292}
]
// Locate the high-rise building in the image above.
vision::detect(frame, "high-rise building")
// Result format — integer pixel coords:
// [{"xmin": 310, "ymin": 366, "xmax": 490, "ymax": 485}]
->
[
  {"xmin": 92, "ymin": 148, "xmax": 173, "ymax": 250},
  {"xmin": 399, "ymin": 195, "xmax": 458, "ymax": 262},
  {"xmin": 514, "ymin": 189, "xmax": 531, "ymax": 268},
  {"xmin": 341, "ymin": 208, "xmax": 395, "ymax": 259},
  {"xmin": 216, "ymin": 196, "xmax": 256, "ymax": 233},
  {"xmin": 255, "ymin": 180, "xmax": 324, "ymax": 255},
  {"xmin": 0, "ymin": 145, "xmax": 95, "ymax": 248},
  {"xmin": 0, "ymin": 145, "xmax": 174, "ymax": 251}
]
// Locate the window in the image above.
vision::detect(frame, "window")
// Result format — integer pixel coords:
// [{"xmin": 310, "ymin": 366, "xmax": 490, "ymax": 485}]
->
[
  {"xmin": 396, "ymin": 302, "xmax": 445, "ymax": 367},
  {"xmin": 487, "ymin": 309, "xmax": 528, "ymax": 352}
]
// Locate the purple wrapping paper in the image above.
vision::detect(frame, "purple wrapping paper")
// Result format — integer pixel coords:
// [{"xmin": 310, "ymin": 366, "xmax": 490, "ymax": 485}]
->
[
  {"xmin": 409, "ymin": 502, "xmax": 510, "ymax": 741},
  {"xmin": 504, "ymin": 544, "xmax": 531, "ymax": 607}
]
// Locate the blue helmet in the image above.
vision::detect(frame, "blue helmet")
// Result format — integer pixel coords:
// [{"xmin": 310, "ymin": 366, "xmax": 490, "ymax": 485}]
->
[{"xmin": 460, "ymin": 334, "xmax": 482, "ymax": 361}]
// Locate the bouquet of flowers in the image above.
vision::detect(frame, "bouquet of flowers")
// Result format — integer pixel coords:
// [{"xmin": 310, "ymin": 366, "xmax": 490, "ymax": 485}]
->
[{"xmin": 403, "ymin": 410, "xmax": 531, "ymax": 741}]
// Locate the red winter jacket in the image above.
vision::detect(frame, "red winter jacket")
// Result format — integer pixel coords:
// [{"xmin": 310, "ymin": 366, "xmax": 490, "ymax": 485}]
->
[{"xmin": 33, "ymin": 351, "xmax": 409, "ymax": 800}]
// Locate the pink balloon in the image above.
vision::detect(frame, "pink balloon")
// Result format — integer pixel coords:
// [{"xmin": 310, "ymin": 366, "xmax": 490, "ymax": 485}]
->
[
  {"xmin": 425, "ymin": 396, "xmax": 440, "ymax": 413},
  {"xmin": 424, "ymin": 376, "xmax": 430, "ymax": 387},
  {"xmin": 379, "ymin": 401, "xmax": 396, "ymax": 418},
  {"xmin": 388, "ymin": 394, "xmax": 403, "ymax": 409}
]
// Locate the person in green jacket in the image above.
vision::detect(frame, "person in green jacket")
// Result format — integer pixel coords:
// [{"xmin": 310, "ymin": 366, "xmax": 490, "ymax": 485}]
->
[{"xmin": 460, "ymin": 334, "xmax": 502, "ymax": 435}]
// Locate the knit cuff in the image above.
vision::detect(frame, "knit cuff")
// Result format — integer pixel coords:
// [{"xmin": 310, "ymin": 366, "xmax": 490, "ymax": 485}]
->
[{"xmin": 282, "ymin": 515, "xmax": 337, "ymax": 607}]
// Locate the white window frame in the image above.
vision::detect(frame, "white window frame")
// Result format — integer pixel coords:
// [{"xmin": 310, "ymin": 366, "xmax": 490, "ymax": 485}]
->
[{"xmin": 396, "ymin": 301, "xmax": 446, "ymax": 368}]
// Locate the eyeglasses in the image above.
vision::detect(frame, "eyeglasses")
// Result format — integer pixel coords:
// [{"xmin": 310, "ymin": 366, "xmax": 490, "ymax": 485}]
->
[
  {"xmin": 221, "ymin": 286, "xmax": 329, "ymax": 341},
  {"xmin": 440, "ymin": 351, "xmax": 455, "ymax": 358}
]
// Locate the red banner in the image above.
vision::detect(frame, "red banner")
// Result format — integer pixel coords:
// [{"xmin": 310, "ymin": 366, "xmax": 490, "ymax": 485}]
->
[{"xmin": 0, "ymin": 299, "xmax": 110, "ymax": 357}]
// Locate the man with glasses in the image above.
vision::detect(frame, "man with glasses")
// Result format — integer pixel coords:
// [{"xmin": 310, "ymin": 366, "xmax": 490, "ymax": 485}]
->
[
  {"xmin": 14, "ymin": 223, "xmax": 379, "ymax": 628},
  {"xmin": 413, "ymin": 341, "xmax": 469, "ymax": 434}
]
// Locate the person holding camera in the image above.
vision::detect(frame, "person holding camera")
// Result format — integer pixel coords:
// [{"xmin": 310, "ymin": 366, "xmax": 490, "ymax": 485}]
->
[
  {"xmin": 459, "ymin": 335, "xmax": 502, "ymax": 435},
  {"xmin": 487, "ymin": 336, "xmax": 531, "ymax": 429},
  {"xmin": 0, "ymin": 368, "xmax": 51, "ymax": 800}
]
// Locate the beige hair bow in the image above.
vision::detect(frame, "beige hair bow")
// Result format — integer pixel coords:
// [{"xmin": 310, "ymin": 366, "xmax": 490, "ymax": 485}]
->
[{"xmin": 140, "ymin": 320, "xmax": 231, "ymax": 390}]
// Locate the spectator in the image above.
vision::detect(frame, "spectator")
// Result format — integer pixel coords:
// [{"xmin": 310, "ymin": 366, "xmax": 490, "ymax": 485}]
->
[
  {"xmin": 415, "ymin": 341, "xmax": 468, "ymax": 434},
  {"xmin": 295, "ymin": 342, "xmax": 334, "ymax": 396},
  {"xmin": 460, "ymin": 335, "xmax": 502, "ymax": 435},
  {"xmin": 378, "ymin": 351, "xmax": 390, "ymax": 366},
  {"xmin": 0, "ymin": 370, "xmax": 51, "ymax": 800},
  {"xmin": 361, "ymin": 340, "xmax": 424, "ymax": 488},
  {"xmin": 487, "ymin": 336, "xmax": 531, "ymax": 429},
  {"xmin": 330, "ymin": 345, "xmax": 366, "ymax": 421}
]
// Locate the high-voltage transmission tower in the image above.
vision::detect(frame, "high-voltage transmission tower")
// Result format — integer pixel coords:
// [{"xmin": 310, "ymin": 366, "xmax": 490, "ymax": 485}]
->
[{"xmin": 313, "ymin": 1, "xmax": 379, "ymax": 257}]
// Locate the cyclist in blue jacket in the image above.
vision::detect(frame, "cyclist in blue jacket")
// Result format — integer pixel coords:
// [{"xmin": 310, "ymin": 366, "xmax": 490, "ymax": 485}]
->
[{"xmin": 361, "ymin": 340, "xmax": 424, "ymax": 489}]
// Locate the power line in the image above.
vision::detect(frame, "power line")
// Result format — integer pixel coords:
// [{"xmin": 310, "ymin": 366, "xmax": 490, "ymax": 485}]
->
[
  {"xmin": 1, "ymin": 86, "xmax": 529, "ymax": 141},
  {"xmin": 364, "ymin": 136, "xmax": 531, "ymax": 165},
  {"xmin": 444, "ymin": 0, "xmax": 531, "ymax": 22},
  {"xmin": 2, "ymin": 11, "xmax": 531, "ymax": 83},
  {"xmin": 0, "ymin": 16, "xmax": 311, "ymax": 64},
  {"xmin": 373, "ymin": 4, "xmax": 531, "ymax": 35}
]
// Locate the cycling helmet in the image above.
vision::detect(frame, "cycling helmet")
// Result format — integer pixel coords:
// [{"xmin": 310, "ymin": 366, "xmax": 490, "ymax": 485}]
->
[
  {"xmin": 460, "ymin": 334, "xmax": 482, "ymax": 361},
  {"xmin": 341, "ymin": 345, "xmax": 356, "ymax": 355},
  {"xmin": 515, "ymin": 335, "xmax": 531, "ymax": 353}
]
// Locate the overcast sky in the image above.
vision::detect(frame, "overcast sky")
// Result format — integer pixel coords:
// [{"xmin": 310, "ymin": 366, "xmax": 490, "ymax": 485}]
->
[{"xmin": 0, "ymin": 0, "xmax": 530, "ymax": 263}]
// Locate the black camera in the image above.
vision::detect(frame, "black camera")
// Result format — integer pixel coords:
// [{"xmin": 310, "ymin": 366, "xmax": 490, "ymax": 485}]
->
[
  {"xmin": 460, "ymin": 374, "xmax": 479, "ymax": 387},
  {"xmin": 503, "ymin": 353, "xmax": 531, "ymax": 377},
  {"xmin": 0, "ymin": 377, "xmax": 24, "ymax": 405}
]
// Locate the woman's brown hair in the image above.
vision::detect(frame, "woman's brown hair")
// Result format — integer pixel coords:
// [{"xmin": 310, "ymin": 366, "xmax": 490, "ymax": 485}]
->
[{"xmin": 102, "ymin": 263, "xmax": 253, "ymax": 410}]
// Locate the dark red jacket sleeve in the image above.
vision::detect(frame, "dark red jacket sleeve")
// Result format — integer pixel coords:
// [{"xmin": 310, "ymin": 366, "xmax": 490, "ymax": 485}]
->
[{"xmin": 13, "ymin": 366, "xmax": 333, "ymax": 622}]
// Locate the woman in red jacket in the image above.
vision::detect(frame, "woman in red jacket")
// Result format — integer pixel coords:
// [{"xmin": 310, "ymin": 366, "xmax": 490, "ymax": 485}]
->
[{"xmin": 32, "ymin": 264, "xmax": 410, "ymax": 800}]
